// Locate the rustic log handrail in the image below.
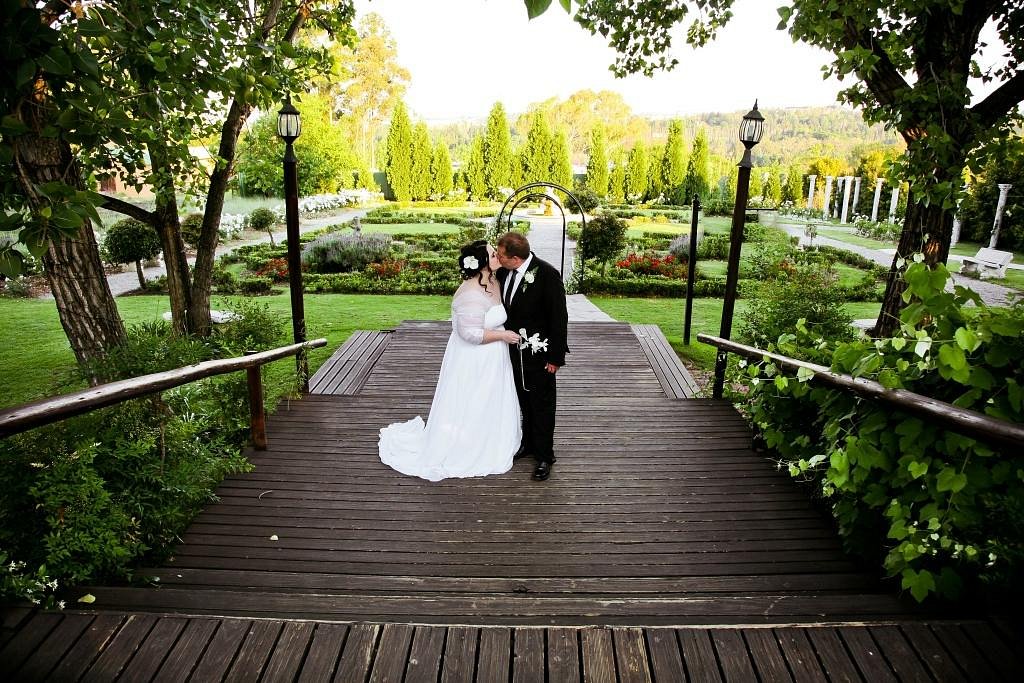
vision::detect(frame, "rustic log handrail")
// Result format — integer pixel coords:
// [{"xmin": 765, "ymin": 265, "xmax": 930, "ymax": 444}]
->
[
  {"xmin": 698, "ymin": 334, "xmax": 1024, "ymax": 450},
  {"xmin": 0, "ymin": 339, "xmax": 328, "ymax": 445}
]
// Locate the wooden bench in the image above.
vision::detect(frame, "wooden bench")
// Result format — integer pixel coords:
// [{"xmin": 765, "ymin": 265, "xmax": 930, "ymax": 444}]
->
[{"xmin": 960, "ymin": 247, "xmax": 1014, "ymax": 279}]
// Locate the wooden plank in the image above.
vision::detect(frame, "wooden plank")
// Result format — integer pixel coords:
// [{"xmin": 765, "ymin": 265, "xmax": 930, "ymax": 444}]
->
[
  {"xmin": 0, "ymin": 612, "xmax": 61, "ymax": 676},
  {"xmin": 335, "ymin": 623, "xmax": 380, "ymax": 683},
  {"xmin": 742, "ymin": 628, "xmax": 793, "ymax": 683},
  {"xmin": 646, "ymin": 628, "xmax": 686, "ymax": 682},
  {"xmin": 224, "ymin": 619, "xmax": 282, "ymax": 682},
  {"xmin": 804, "ymin": 627, "xmax": 862, "ymax": 683},
  {"xmin": 47, "ymin": 614, "xmax": 125, "ymax": 683},
  {"xmin": 188, "ymin": 618, "xmax": 250, "ymax": 681},
  {"xmin": 440, "ymin": 626, "xmax": 477, "ymax": 683},
  {"xmin": 263, "ymin": 621, "xmax": 316, "ymax": 682},
  {"xmin": 614, "ymin": 627, "xmax": 652, "ymax": 683},
  {"xmin": 581, "ymin": 628, "xmax": 616, "ymax": 683},
  {"xmin": 775, "ymin": 627, "xmax": 828, "ymax": 683},
  {"xmin": 476, "ymin": 627, "xmax": 511, "ymax": 683},
  {"xmin": 868, "ymin": 625, "xmax": 931, "ymax": 682},
  {"xmin": 959, "ymin": 621, "xmax": 1021, "ymax": 680},
  {"xmin": 152, "ymin": 618, "xmax": 219, "ymax": 682},
  {"xmin": 898, "ymin": 623, "xmax": 963, "ymax": 682},
  {"xmin": 13, "ymin": 612, "xmax": 92, "ymax": 682},
  {"xmin": 117, "ymin": 616, "xmax": 186, "ymax": 682},
  {"xmin": 513, "ymin": 628, "xmax": 544, "ymax": 683},
  {"xmin": 81, "ymin": 614, "xmax": 158, "ymax": 682},
  {"xmin": 297, "ymin": 623, "xmax": 348, "ymax": 683},
  {"xmin": 837, "ymin": 627, "xmax": 895, "ymax": 682},
  {"xmin": 369, "ymin": 623, "xmax": 415, "ymax": 683},
  {"xmin": 929, "ymin": 623, "xmax": 999, "ymax": 682},
  {"xmin": 678, "ymin": 629, "xmax": 721, "ymax": 681},
  {"xmin": 710, "ymin": 629, "xmax": 756, "ymax": 682},
  {"xmin": 546, "ymin": 627, "xmax": 579, "ymax": 683},
  {"xmin": 404, "ymin": 626, "xmax": 447, "ymax": 683}
]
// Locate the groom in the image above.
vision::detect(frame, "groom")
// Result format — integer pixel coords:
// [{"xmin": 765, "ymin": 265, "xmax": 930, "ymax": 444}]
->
[{"xmin": 496, "ymin": 232, "xmax": 569, "ymax": 481}]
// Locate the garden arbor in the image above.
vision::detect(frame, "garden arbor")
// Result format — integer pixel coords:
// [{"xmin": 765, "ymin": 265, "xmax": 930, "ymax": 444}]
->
[{"xmin": 495, "ymin": 182, "xmax": 588, "ymax": 279}]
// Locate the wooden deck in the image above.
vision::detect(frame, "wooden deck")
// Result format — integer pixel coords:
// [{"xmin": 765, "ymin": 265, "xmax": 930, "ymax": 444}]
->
[
  {"xmin": 2, "ymin": 611, "xmax": 1020, "ymax": 681},
  {"xmin": 3, "ymin": 320, "xmax": 1021, "ymax": 679}
]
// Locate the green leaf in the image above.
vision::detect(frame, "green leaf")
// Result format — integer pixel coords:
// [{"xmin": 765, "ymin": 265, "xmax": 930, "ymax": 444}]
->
[
  {"xmin": 907, "ymin": 460, "xmax": 928, "ymax": 479},
  {"xmin": 525, "ymin": 0, "xmax": 554, "ymax": 19},
  {"xmin": 0, "ymin": 115, "xmax": 29, "ymax": 136},
  {"xmin": 559, "ymin": 0, "xmax": 571, "ymax": 12},
  {"xmin": 774, "ymin": 375, "xmax": 789, "ymax": 391},
  {"xmin": 796, "ymin": 366, "xmax": 815, "ymax": 383},
  {"xmin": 938, "ymin": 343, "xmax": 966, "ymax": 371},
  {"xmin": 890, "ymin": 337, "xmax": 907, "ymax": 351},
  {"xmin": 0, "ymin": 246, "xmax": 25, "ymax": 278},
  {"xmin": 914, "ymin": 339, "xmax": 931, "ymax": 358},
  {"xmin": 954, "ymin": 327, "xmax": 980, "ymax": 352},
  {"xmin": 38, "ymin": 46, "xmax": 73, "ymax": 76},
  {"xmin": 901, "ymin": 568, "xmax": 935, "ymax": 602},
  {"xmin": 936, "ymin": 467, "xmax": 967, "ymax": 493}
]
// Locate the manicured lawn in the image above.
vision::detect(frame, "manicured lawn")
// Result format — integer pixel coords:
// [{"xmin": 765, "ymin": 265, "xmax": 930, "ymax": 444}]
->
[
  {"xmin": 949, "ymin": 241, "xmax": 1024, "ymax": 264},
  {"xmin": 627, "ymin": 215, "xmax": 732, "ymax": 237},
  {"xmin": 818, "ymin": 227, "xmax": 895, "ymax": 250},
  {"xmin": 361, "ymin": 223, "xmax": 464, "ymax": 234},
  {"xmin": 0, "ymin": 294, "xmax": 450, "ymax": 409},
  {"xmin": 995, "ymin": 267, "xmax": 1024, "ymax": 291}
]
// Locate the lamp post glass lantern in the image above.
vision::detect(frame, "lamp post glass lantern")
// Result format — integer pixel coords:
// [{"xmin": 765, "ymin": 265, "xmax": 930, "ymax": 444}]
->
[
  {"xmin": 713, "ymin": 101, "xmax": 764, "ymax": 399},
  {"xmin": 277, "ymin": 97, "xmax": 308, "ymax": 391}
]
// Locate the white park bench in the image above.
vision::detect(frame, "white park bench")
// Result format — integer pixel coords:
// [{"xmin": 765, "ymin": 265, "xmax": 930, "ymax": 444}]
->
[{"xmin": 959, "ymin": 247, "xmax": 1014, "ymax": 279}]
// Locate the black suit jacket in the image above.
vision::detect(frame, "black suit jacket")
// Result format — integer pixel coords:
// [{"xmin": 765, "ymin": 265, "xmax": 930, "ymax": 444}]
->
[{"xmin": 497, "ymin": 254, "xmax": 569, "ymax": 367}]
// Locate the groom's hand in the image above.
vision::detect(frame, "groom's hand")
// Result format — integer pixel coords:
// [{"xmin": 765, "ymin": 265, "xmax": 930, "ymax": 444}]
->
[{"xmin": 544, "ymin": 363, "xmax": 559, "ymax": 373}]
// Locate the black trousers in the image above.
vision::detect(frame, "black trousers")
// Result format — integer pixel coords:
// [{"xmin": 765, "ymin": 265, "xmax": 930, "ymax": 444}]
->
[{"xmin": 512, "ymin": 359, "xmax": 557, "ymax": 463}]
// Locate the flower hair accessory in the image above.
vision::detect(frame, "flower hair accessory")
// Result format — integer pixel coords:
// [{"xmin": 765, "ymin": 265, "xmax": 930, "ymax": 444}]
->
[{"xmin": 462, "ymin": 255, "xmax": 479, "ymax": 270}]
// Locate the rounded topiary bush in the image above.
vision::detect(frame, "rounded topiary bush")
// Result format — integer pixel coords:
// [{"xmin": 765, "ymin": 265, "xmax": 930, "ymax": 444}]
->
[
  {"xmin": 102, "ymin": 218, "xmax": 162, "ymax": 288},
  {"xmin": 247, "ymin": 207, "xmax": 278, "ymax": 233},
  {"xmin": 180, "ymin": 212, "xmax": 204, "ymax": 247}
]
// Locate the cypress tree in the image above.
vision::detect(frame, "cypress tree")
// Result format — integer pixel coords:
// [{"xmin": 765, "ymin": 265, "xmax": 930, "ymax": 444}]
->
[
  {"xmin": 550, "ymin": 129, "xmax": 573, "ymax": 193},
  {"xmin": 523, "ymin": 109, "xmax": 553, "ymax": 184},
  {"xmin": 625, "ymin": 142, "xmax": 648, "ymax": 203},
  {"xmin": 464, "ymin": 135, "xmax": 487, "ymax": 200},
  {"xmin": 483, "ymin": 102, "xmax": 514, "ymax": 197},
  {"xmin": 763, "ymin": 165, "xmax": 783, "ymax": 207},
  {"xmin": 585, "ymin": 124, "xmax": 608, "ymax": 197},
  {"xmin": 384, "ymin": 101, "xmax": 413, "ymax": 201},
  {"xmin": 608, "ymin": 154, "xmax": 626, "ymax": 204},
  {"xmin": 411, "ymin": 122, "xmax": 432, "ymax": 201},
  {"xmin": 783, "ymin": 165, "xmax": 804, "ymax": 205},
  {"xmin": 681, "ymin": 127, "xmax": 710, "ymax": 204},
  {"xmin": 749, "ymin": 168, "xmax": 764, "ymax": 202},
  {"xmin": 661, "ymin": 119, "xmax": 687, "ymax": 205},
  {"xmin": 646, "ymin": 143, "xmax": 664, "ymax": 202},
  {"xmin": 430, "ymin": 141, "xmax": 453, "ymax": 199}
]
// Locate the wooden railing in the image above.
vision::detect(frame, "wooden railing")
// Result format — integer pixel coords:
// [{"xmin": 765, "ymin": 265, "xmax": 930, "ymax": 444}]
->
[
  {"xmin": 0, "ymin": 339, "xmax": 327, "ymax": 447},
  {"xmin": 698, "ymin": 334, "xmax": 1024, "ymax": 450}
]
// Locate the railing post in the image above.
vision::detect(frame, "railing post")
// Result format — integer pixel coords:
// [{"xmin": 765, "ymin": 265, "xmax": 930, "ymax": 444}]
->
[
  {"xmin": 684, "ymin": 194, "xmax": 700, "ymax": 345},
  {"xmin": 245, "ymin": 352, "xmax": 267, "ymax": 450}
]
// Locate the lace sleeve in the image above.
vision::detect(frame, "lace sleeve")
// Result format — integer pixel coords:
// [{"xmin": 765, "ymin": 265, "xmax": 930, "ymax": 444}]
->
[{"xmin": 451, "ymin": 287, "xmax": 487, "ymax": 345}]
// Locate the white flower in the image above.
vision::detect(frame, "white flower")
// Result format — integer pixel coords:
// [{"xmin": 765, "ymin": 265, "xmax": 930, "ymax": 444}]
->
[
  {"xmin": 462, "ymin": 255, "xmax": 479, "ymax": 270},
  {"xmin": 517, "ymin": 328, "xmax": 549, "ymax": 354},
  {"xmin": 523, "ymin": 270, "xmax": 536, "ymax": 284}
]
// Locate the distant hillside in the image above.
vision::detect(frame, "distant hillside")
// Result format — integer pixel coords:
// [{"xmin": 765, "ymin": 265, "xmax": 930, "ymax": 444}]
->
[{"xmin": 429, "ymin": 105, "xmax": 903, "ymax": 168}]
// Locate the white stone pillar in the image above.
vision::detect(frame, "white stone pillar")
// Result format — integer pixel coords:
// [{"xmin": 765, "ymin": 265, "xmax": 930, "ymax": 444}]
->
[
  {"xmin": 823, "ymin": 176, "xmax": 834, "ymax": 219},
  {"xmin": 840, "ymin": 176, "xmax": 854, "ymax": 223},
  {"xmin": 806, "ymin": 174, "xmax": 817, "ymax": 210},
  {"xmin": 990, "ymin": 183, "xmax": 1013, "ymax": 248},
  {"xmin": 888, "ymin": 185, "xmax": 900, "ymax": 222},
  {"xmin": 852, "ymin": 177, "xmax": 862, "ymax": 218},
  {"xmin": 871, "ymin": 178, "xmax": 884, "ymax": 222},
  {"xmin": 951, "ymin": 184, "xmax": 967, "ymax": 247}
]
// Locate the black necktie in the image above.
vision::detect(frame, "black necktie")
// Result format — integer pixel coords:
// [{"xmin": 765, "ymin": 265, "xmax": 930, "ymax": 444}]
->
[{"xmin": 504, "ymin": 270, "xmax": 517, "ymax": 308}]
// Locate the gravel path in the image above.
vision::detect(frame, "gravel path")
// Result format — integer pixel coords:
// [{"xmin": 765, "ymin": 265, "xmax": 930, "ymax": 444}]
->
[{"xmin": 778, "ymin": 221, "xmax": 1020, "ymax": 307}]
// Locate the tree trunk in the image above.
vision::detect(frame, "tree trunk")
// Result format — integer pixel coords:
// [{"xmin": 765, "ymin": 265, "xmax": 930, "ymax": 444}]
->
[
  {"xmin": 135, "ymin": 260, "xmax": 146, "ymax": 289},
  {"xmin": 13, "ymin": 91, "xmax": 126, "ymax": 373},
  {"xmin": 144, "ymin": 138, "xmax": 193, "ymax": 334},
  {"xmin": 192, "ymin": 97, "xmax": 252, "ymax": 335},
  {"xmin": 873, "ymin": 196, "xmax": 952, "ymax": 337}
]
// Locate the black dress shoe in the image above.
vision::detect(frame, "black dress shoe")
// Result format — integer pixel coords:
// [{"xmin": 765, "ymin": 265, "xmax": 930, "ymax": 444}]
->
[
  {"xmin": 532, "ymin": 461, "xmax": 552, "ymax": 481},
  {"xmin": 513, "ymin": 446, "xmax": 530, "ymax": 460}
]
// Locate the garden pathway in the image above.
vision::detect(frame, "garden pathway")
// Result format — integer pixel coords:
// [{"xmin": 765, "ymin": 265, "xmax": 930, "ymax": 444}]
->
[
  {"xmin": 79, "ymin": 208, "xmax": 369, "ymax": 300},
  {"xmin": 778, "ymin": 220, "xmax": 1020, "ymax": 307}
]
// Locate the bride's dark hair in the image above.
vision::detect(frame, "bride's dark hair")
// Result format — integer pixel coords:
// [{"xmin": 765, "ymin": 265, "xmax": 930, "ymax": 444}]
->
[{"xmin": 458, "ymin": 240, "xmax": 493, "ymax": 291}]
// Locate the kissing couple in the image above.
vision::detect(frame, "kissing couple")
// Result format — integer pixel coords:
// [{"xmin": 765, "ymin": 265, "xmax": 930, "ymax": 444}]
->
[{"xmin": 378, "ymin": 231, "xmax": 569, "ymax": 482}]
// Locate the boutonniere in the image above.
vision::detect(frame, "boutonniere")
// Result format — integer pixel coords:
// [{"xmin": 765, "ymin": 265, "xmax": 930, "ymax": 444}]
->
[{"xmin": 519, "ymin": 267, "xmax": 538, "ymax": 293}]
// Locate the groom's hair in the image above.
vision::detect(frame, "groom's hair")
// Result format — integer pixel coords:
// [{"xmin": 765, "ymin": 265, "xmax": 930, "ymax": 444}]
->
[{"xmin": 497, "ymin": 232, "xmax": 530, "ymax": 258}]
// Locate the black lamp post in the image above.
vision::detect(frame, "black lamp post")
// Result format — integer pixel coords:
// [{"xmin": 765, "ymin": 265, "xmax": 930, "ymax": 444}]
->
[
  {"xmin": 712, "ymin": 101, "xmax": 764, "ymax": 399},
  {"xmin": 277, "ymin": 97, "xmax": 308, "ymax": 392}
]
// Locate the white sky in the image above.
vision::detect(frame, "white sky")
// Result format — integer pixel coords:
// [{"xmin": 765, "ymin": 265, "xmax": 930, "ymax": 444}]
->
[{"xmin": 353, "ymin": 0, "xmax": 847, "ymax": 122}]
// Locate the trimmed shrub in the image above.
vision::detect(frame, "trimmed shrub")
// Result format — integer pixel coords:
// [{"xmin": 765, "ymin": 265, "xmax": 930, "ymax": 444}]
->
[
  {"xmin": 578, "ymin": 214, "xmax": 628, "ymax": 275},
  {"xmin": 237, "ymin": 277, "xmax": 274, "ymax": 295},
  {"xmin": 101, "ymin": 218, "xmax": 162, "ymax": 288},
  {"xmin": 180, "ymin": 212, "xmax": 204, "ymax": 248},
  {"xmin": 302, "ymin": 233, "xmax": 392, "ymax": 273}
]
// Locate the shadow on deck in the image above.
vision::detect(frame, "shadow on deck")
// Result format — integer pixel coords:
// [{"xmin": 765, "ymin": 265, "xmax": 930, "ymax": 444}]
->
[{"xmin": 2, "ymin": 321, "xmax": 1020, "ymax": 681}]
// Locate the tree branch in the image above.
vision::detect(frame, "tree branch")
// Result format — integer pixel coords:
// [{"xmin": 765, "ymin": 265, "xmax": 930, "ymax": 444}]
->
[
  {"xmin": 971, "ymin": 70, "xmax": 1024, "ymax": 130},
  {"xmin": 98, "ymin": 194, "xmax": 156, "ymax": 224},
  {"xmin": 840, "ymin": 19, "xmax": 913, "ymax": 112}
]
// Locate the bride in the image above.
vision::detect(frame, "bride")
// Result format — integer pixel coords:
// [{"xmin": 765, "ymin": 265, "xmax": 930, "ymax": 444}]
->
[{"xmin": 378, "ymin": 240, "xmax": 523, "ymax": 481}]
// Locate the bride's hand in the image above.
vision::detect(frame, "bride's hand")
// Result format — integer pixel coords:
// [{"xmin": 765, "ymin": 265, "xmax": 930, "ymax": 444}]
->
[{"xmin": 500, "ymin": 330, "xmax": 522, "ymax": 344}]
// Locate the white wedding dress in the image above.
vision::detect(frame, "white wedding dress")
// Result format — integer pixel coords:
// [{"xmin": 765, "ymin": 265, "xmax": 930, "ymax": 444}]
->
[{"xmin": 378, "ymin": 283, "xmax": 521, "ymax": 481}]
